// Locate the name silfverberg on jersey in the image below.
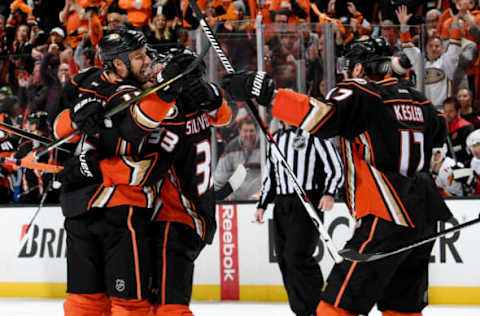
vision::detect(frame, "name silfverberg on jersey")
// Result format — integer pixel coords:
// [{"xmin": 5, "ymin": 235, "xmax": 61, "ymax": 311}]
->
[
  {"xmin": 186, "ymin": 113, "xmax": 211, "ymax": 135},
  {"xmin": 392, "ymin": 104, "xmax": 424, "ymax": 123}
]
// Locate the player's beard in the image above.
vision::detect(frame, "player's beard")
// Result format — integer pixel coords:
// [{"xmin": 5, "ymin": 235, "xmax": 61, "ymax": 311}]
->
[{"xmin": 130, "ymin": 65, "xmax": 150, "ymax": 84}]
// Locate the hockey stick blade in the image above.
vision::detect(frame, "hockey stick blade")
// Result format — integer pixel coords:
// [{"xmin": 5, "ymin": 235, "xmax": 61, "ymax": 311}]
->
[
  {"xmin": 187, "ymin": 0, "xmax": 343, "ymax": 263},
  {"xmin": 0, "ymin": 122, "xmax": 70, "ymax": 153},
  {"xmin": 340, "ymin": 216, "xmax": 480, "ymax": 262},
  {"xmin": 0, "ymin": 156, "xmax": 63, "ymax": 173}
]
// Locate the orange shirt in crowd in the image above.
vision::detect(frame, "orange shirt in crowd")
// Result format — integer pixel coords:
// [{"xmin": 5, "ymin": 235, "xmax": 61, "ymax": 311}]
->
[
  {"xmin": 118, "ymin": 0, "xmax": 153, "ymax": 27},
  {"xmin": 436, "ymin": 8, "xmax": 453, "ymax": 39},
  {"xmin": 269, "ymin": 0, "xmax": 310, "ymax": 23}
]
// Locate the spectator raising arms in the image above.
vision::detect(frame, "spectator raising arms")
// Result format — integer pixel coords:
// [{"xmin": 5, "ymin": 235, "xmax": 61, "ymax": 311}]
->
[{"xmin": 397, "ymin": 5, "xmax": 462, "ymax": 109}]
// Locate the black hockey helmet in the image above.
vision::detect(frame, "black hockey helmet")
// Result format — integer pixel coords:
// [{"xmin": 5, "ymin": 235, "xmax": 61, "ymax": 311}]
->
[
  {"xmin": 342, "ymin": 35, "xmax": 393, "ymax": 77},
  {"xmin": 27, "ymin": 111, "xmax": 49, "ymax": 134},
  {"xmin": 98, "ymin": 29, "xmax": 146, "ymax": 70},
  {"xmin": 158, "ymin": 47, "xmax": 206, "ymax": 80}
]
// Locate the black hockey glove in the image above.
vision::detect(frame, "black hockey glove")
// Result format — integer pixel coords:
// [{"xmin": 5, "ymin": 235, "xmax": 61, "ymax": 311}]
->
[
  {"xmin": 70, "ymin": 97, "xmax": 106, "ymax": 136},
  {"xmin": 221, "ymin": 71, "xmax": 275, "ymax": 106},
  {"xmin": 183, "ymin": 80, "xmax": 223, "ymax": 112},
  {"xmin": 58, "ymin": 151, "xmax": 102, "ymax": 189},
  {"xmin": 156, "ymin": 52, "xmax": 198, "ymax": 102}
]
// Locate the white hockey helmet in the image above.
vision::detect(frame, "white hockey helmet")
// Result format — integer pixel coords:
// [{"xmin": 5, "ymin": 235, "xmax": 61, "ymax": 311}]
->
[
  {"xmin": 431, "ymin": 143, "xmax": 448, "ymax": 166},
  {"xmin": 466, "ymin": 129, "xmax": 480, "ymax": 154}
]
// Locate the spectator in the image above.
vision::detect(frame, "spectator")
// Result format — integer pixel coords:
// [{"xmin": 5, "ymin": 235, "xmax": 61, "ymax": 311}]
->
[
  {"xmin": 6, "ymin": 0, "xmax": 36, "ymax": 30},
  {"xmin": 16, "ymin": 111, "xmax": 54, "ymax": 204},
  {"xmin": 153, "ymin": 0, "xmax": 181, "ymax": 21},
  {"xmin": 28, "ymin": 24, "xmax": 47, "ymax": 48},
  {"xmin": 343, "ymin": 1, "xmax": 373, "ymax": 42},
  {"xmin": 457, "ymin": 88, "xmax": 480, "ymax": 128},
  {"xmin": 436, "ymin": 0, "xmax": 459, "ymax": 40},
  {"xmin": 397, "ymin": 5, "xmax": 462, "ymax": 109},
  {"xmin": 214, "ymin": 118, "xmax": 261, "ymax": 200},
  {"xmin": 443, "ymin": 96, "xmax": 474, "ymax": 165},
  {"xmin": 47, "ymin": 27, "xmax": 66, "ymax": 51},
  {"xmin": 146, "ymin": 13, "xmax": 179, "ymax": 52},
  {"xmin": 106, "ymin": 12, "xmax": 126, "ymax": 30},
  {"xmin": 269, "ymin": 0, "xmax": 309, "ymax": 23},
  {"xmin": 0, "ymin": 15, "xmax": 9, "ymax": 86},
  {"xmin": 17, "ymin": 61, "xmax": 47, "ymax": 114},
  {"xmin": 294, "ymin": 22, "xmax": 319, "ymax": 61},
  {"xmin": 379, "ymin": 19, "xmax": 401, "ymax": 53},
  {"xmin": 306, "ymin": 33, "xmax": 324, "ymax": 98},
  {"xmin": 265, "ymin": 11, "xmax": 297, "ymax": 79},
  {"xmin": 426, "ymin": 8, "xmax": 441, "ymax": 37},
  {"xmin": 9, "ymin": 24, "xmax": 34, "ymax": 92},
  {"xmin": 60, "ymin": 0, "xmax": 103, "ymax": 48},
  {"xmin": 119, "ymin": 0, "xmax": 153, "ymax": 29},
  {"xmin": 222, "ymin": 1, "xmax": 250, "ymax": 33}
]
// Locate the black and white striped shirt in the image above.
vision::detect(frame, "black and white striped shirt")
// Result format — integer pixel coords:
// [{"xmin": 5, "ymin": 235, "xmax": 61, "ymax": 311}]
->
[{"xmin": 257, "ymin": 127, "xmax": 344, "ymax": 209}]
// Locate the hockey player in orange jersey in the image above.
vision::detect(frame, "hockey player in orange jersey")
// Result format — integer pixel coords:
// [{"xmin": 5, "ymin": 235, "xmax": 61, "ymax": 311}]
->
[
  {"xmin": 55, "ymin": 30, "xmax": 190, "ymax": 316},
  {"xmin": 67, "ymin": 48, "xmax": 232, "ymax": 316},
  {"xmin": 220, "ymin": 36, "xmax": 454, "ymax": 316}
]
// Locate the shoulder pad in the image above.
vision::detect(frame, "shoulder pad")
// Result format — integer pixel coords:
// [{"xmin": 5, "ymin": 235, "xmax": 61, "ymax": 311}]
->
[
  {"xmin": 72, "ymin": 67, "xmax": 102, "ymax": 85},
  {"xmin": 116, "ymin": 85, "xmax": 139, "ymax": 92}
]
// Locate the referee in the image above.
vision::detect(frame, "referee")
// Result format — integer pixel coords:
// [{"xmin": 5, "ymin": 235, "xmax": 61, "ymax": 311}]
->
[{"xmin": 255, "ymin": 122, "xmax": 343, "ymax": 316}]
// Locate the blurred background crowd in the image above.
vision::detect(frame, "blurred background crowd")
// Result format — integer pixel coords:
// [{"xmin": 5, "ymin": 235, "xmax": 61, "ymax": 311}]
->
[{"xmin": 0, "ymin": 0, "xmax": 480, "ymax": 204}]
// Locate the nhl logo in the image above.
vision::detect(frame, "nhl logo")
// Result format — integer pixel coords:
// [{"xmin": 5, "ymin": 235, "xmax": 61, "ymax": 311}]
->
[
  {"xmin": 115, "ymin": 279, "xmax": 126, "ymax": 292},
  {"xmin": 293, "ymin": 135, "xmax": 306, "ymax": 150}
]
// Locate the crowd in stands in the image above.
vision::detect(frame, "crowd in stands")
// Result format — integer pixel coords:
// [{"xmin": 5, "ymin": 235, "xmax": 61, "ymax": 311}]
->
[{"xmin": 1, "ymin": 0, "xmax": 480, "ymax": 203}]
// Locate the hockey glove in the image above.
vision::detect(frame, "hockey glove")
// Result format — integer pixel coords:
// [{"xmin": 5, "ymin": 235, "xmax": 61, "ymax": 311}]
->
[
  {"xmin": 70, "ymin": 97, "xmax": 107, "ymax": 136},
  {"xmin": 183, "ymin": 80, "xmax": 223, "ymax": 112},
  {"xmin": 156, "ymin": 51, "xmax": 198, "ymax": 102},
  {"xmin": 58, "ymin": 151, "xmax": 102, "ymax": 189},
  {"xmin": 221, "ymin": 71, "xmax": 275, "ymax": 106}
]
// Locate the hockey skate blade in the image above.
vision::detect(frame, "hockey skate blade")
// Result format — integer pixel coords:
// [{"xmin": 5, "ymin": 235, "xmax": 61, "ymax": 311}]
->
[{"xmin": 338, "ymin": 248, "xmax": 385, "ymax": 262}]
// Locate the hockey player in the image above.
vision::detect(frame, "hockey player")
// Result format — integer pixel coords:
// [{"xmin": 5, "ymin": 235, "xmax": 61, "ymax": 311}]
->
[
  {"xmin": 68, "ymin": 47, "xmax": 232, "ymax": 315},
  {"xmin": 430, "ymin": 144, "xmax": 466, "ymax": 196},
  {"xmin": 55, "ymin": 30, "xmax": 190, "ymax": 316},
  {"xmin": 16, "ymin": 111, "xmax": 54, "ymax": 203},
  {"xmin": 221, "ymin": 36, "xmax": 453, "ymax": 316},
  {"xmin": 467, "ymin": 129, "xmax": 480, "ymax": 174}
]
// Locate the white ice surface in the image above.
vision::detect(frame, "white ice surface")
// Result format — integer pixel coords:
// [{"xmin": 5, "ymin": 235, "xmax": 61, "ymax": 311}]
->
[{"xmin": 0, "ymin": 299, "xmax": 479, "ymax": 316}]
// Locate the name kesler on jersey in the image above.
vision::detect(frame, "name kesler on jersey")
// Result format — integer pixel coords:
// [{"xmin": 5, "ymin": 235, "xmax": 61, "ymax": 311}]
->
[{"xmin": 393, "ymin": 104, "xmax": 424, "ymax": 123}]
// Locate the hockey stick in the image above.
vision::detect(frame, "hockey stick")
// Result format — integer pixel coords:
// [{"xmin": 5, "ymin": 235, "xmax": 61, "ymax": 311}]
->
[
  {"xmin": 339, "ymin": 215, "xmax": 480, "ymax": 262},
  {"xmin": 19, "ymin": 181, "xmax": 51, "ymax": 250},
  {"xmin": 36, "ymin": 45, "xmax": 211, "ymax": 159},
  {"xmin": 187, "ymin": 0, "xmax": 342, "ymax": 263},
  {"xmin": 0, "ymin": 156, "xmax": 63, "ymax": 173},
  {"xmin": 0, "ymin": 122, "xmax": 71, "ymax": 153}
]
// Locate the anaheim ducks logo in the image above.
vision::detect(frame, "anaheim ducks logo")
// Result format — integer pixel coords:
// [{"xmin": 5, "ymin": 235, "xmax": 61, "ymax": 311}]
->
[
  {"xmin": 106, "ymin": 33, "xmax": 120, "ymax": 41},
  {"xmin": 424, "ymin": 67, "xmax": 445, "ymax": 84}
]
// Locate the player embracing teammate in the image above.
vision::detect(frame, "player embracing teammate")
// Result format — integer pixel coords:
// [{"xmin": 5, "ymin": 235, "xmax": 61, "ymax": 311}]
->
[
  {"xmin": 54, "ymin": 29, "xmax": 231, "ymax": 316},
  {"xmin": 221, "ymin": 36, "xmax": 453, "ymax": 316}
]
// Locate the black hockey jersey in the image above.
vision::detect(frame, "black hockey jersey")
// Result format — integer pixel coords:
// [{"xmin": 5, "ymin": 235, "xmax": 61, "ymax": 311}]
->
[
  {"xmin": 272, "ymin": 78, "xmax": 452, "ymax": 228},
  {"xmin": 54, "ymin": 67, "xmax": 175, "ymax": 217},
  {"xmin": 98, "ymin": 102, "xmax": 232, "ymax": 243}
]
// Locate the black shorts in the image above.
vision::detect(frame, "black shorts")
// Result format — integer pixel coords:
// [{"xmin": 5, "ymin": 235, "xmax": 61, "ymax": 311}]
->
[
  {"xmin": 149, "ymin": 221, "xmax": 205, "ymax": 305},
  {"xmin": 65, "ymin": 205, "xmax": 153, "ymax": 300},
  {"xmin": 321, "ymin": 215, "xmax": 435, "ymax": 315}
]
